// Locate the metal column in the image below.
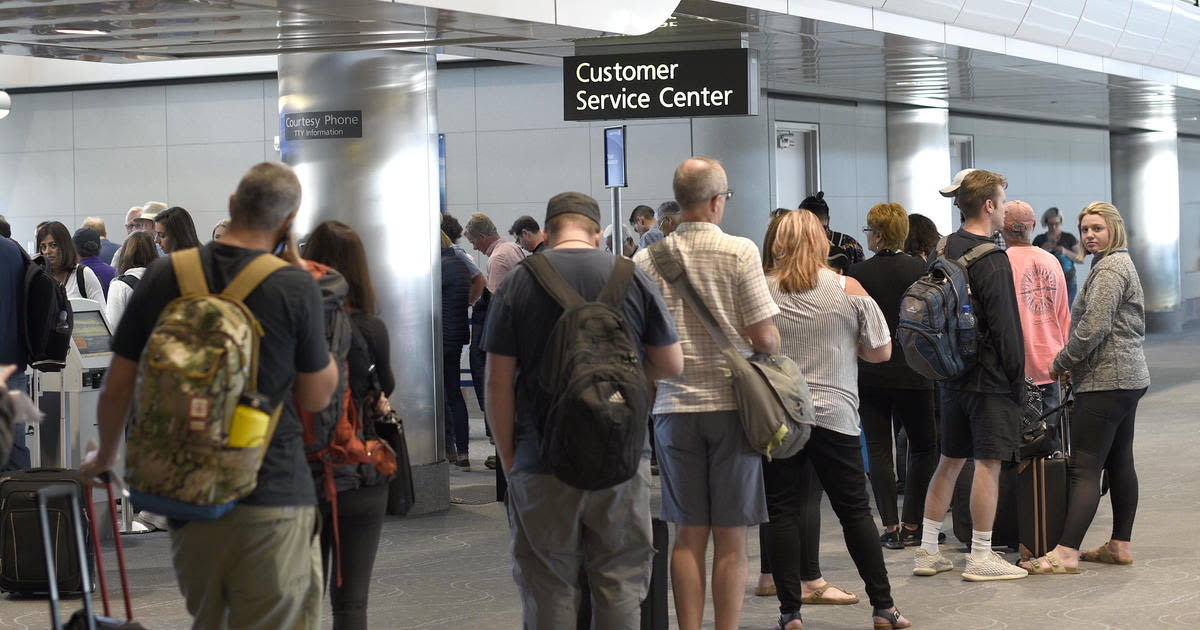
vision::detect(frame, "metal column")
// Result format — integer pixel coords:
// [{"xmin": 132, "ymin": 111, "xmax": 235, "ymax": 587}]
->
[
  {"xmin": 278, "ymin": 50, "xmax": 448, "ymax": 513},
  {"xmin": 886, "ymin": 104, "xmax": 953, "ymax": 235}
]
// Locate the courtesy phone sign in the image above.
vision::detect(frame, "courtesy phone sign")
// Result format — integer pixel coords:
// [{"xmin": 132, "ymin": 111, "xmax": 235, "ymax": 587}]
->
[{"xmin": 563, "ymin": 49, "xmax": 756, "ymax": 121}]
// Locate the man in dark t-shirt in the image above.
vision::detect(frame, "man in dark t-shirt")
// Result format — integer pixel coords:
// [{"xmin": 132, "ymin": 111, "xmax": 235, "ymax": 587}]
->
[
  {"xmin": 81, "ymin": 162, "xmax": 339, "ymax": 630},
  {"xmin": 484, "ymin": 192, "xmax": 682, "ymax": 629},
  {"xmin": 914, "ymin": 169, "xmax": 1028, "ymax": 583}
]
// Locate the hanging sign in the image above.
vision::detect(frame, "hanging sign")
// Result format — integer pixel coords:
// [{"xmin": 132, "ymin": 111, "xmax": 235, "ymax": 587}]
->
[{"xmin": 564, "ymin": 49, "xmax": 757, "ymax": 121}]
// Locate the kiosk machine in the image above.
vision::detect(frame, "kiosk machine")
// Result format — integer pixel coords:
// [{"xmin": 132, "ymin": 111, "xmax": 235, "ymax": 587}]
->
[{"xmin": 34, "ymin": 297, "xmax": 134, "ymax": 532}]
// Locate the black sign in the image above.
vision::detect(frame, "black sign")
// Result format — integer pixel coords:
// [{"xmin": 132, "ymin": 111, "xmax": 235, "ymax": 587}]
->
[
  {"xmin": 564, "ymin": 49, "xmax": 755, "ymax": 121},
  {"xmin": 283, "ymin": 110, "xmax": 363, "ymax": 140}
]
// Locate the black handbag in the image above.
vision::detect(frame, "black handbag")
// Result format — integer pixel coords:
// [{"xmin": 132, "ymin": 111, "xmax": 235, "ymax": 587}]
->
[{"xmin": 373, "ymin": 412, "xmax": 416, "ymax": 516}]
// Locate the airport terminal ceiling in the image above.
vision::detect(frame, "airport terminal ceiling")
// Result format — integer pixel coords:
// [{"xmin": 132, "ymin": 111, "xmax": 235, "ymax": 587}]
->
[{"xmin": 0, "ymin": 0, "xmax": 1198, "ymax": 134}]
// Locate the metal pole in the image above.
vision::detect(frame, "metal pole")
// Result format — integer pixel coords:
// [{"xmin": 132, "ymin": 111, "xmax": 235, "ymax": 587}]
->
[{"xmin": 611, "ymin": 187, "xmax": 623, "ymax": 258}]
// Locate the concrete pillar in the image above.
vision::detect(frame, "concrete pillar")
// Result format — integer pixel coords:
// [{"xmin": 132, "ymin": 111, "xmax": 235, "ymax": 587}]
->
[
  {"xmin": 1110, "ymin": 130, "xmax": 1183, "ymax": 333},
  {"xmin": 278, "ymin": 51, "xmax": 448, "ymax": 513},
  {"xmin": 886, "ymin": 104, "xmax": 953, "ymax": 235}
]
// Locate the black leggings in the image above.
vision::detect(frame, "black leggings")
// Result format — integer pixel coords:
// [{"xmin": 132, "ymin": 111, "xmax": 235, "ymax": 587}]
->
[
  {"xmin": 859, "ymin": 387, "xmax": 937, "ymax": 528},
  {"xmin": 319, "ymin": 483, "xmax": 389, "ymax": 630},
  {"xmin": 1059, "ymin": 388, "xmax": 1146, "ymax": 549},
  {"xmin": 759, "ymin": 462, "xmax": 821, "ymax": 579},
  {"xmin": 762, "ymin": 426, "xmax": 892, "ymax": 613}
]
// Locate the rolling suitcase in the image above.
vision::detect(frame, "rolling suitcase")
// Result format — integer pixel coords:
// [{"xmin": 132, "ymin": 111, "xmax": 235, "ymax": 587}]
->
[
  {"xmin": 0, "ymin": 467, "xmax": 93, "ymax": 594},
  {"xmin": 1019, "ymin": 396, "xmax": 1073, "ymax": 560},
  {"xmin": 951, "ymin": 459, "xmax": 1019, "ymax": 549},
  {"xmin": 38, "ymin": 476, "xmax": 147, "ymax": 629}
]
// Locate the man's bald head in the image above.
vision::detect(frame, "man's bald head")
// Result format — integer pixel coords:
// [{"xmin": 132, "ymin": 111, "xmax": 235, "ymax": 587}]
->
[{"xmin": 672, "ymin": 157, "xmax": 727, "ymax": 210}]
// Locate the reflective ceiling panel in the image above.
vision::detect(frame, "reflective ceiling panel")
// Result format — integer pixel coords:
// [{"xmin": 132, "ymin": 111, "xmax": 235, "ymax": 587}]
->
[{"xmin": 0, "ymin": 0, "xmax": 1198, "ymax": 133}]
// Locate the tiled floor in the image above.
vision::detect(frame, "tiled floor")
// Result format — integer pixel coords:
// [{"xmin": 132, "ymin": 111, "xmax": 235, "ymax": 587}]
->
[{"xmin": 3, "ymin": 329, "xmax": 1199, "ymax": 629}]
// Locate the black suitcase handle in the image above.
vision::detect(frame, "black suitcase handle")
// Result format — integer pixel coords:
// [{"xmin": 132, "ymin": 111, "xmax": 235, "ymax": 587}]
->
[{"xmin": 37, "ymin": 475, "xmax": 138, "ymax": 630}]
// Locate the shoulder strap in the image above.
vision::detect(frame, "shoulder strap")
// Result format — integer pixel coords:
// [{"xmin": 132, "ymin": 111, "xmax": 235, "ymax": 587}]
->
[
  {"xmin": 171, "ymin": 248, "xmax": 209, "ymax": 297},
  {"xmin": 934, "ymin": 235, "xmax": 949, "ymax": 257},
  {"xmin": 222, "ymin": 254, "xmax": 290, "ymax": 301},
  {"xmin": 648, "ymin": 241, "xmax": 735, "ymax": 351},
  {"xmin": 74, "ymin": 265, "xmax": 85, "ymax": 293},
  {"xmin": 596, "ymin": 257, "xmax": 635, "ymax": 310},
  {"xmin": 958, "ymin": 243, "xmax": 999, "ymax": 268},
  {"xmin": 523, "ymin": 254, "xmax": 584, "ymax": 310}
]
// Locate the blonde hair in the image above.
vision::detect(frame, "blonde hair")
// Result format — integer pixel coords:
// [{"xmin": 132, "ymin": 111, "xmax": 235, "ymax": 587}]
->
[
  {"xmin": 867, "ymin": 203, "xmax": 909, "ymax": 250},
  {"xmin": 82, "ymin": 217, "xmax": 107, "ymax": 237},
  {"xmin": 1078, "ymin": 202, "xmax": 1127, "ymax": 255},
  {"xmin": 769, "ymin": 210, "xmax": 830, "ymax": 292}
]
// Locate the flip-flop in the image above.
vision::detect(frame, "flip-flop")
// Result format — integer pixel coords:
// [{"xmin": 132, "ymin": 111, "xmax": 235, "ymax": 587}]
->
[
  {"xmin": 1081, "ymin": 544, "xmax": 1133, "ymax": 565},
  {"xmin": 801, "ymin": 584, "xmax": 859, "ymax": 605},
  {"xmin": 1022, "ymin": 550, "xmax": 1078, "ymax": 575}
]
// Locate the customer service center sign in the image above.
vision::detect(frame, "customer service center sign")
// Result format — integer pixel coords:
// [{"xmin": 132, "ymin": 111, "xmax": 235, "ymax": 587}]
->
[{"xmin": 563, "ymin": 49, "xmax": 757, "ymax": 121}]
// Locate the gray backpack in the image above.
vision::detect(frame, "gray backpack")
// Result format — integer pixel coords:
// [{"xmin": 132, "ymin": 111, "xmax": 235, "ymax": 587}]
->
[{"xmin": 897, "ymin": 239, "xmax": 998, "ymax": 381}]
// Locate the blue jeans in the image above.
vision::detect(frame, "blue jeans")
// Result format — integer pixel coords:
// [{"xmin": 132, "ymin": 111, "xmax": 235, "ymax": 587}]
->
[
  {"xmin": 443, "ymin": 346, "xmax": 470, "ymax": 455},
  {"xmin": 3, "ymin": 371, "xmax": 30, "ymax": 471},
  {"xmin": 1038, "ymin": 382, "xmax": 1061, "ymax": 415}
]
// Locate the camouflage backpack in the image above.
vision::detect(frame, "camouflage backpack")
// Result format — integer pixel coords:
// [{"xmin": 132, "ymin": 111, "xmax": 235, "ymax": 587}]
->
[{"xmin": 125, "ymin": 247, "xmax": 289, "ymax": 521}]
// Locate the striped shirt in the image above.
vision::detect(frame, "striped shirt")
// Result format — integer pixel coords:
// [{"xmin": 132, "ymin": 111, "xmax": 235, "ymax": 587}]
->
[
  {"xmin": 769, "ymin": 268, "xmax": 891, "ymax": 436},
  {"xmin": 633, "ymin": 222, "xmax": 779, "ymax": 413}
]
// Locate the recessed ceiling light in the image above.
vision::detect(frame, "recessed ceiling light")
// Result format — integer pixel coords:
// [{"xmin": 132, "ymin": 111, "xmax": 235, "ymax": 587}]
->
[{"xmin": 55, "ymin": 28, "xmax": 108, "ymax": 35}]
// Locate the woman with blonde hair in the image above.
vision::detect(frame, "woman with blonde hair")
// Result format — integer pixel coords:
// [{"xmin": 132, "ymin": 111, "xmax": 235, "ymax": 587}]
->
[
  {"xmin": 850, "ymin": 203, "xmax": 937, "ymax": 549},
  {"xmin": 760, "ymin": 209, "xmax": 911, "ymax": 629},
  {"xmin": 1020, "ymin": 202, "xmax": 1149, "ymax": 575}
]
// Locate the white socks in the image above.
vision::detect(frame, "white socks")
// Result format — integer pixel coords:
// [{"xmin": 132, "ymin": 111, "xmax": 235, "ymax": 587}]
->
[
  {"xmin": 970, "ymin": 529, "xmax": 993, "ymax": 559},
  {"xmin": 920, "ymin": 518, "xmax": 943, "ymax": 555}
]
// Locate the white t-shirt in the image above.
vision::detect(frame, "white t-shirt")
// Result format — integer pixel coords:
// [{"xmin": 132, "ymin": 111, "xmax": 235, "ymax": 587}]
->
[
  {"xmin": 105, "ymin": 267, "xmax": 146, "ymax": 333},
  {"xmin": 64, "ymin": 264, "xmax": 107, "ymax": 312}
]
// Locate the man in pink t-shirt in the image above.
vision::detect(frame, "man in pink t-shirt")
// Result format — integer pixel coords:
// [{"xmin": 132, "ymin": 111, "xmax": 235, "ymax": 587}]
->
[{"xmin": 1002, "ymin": 201, "xmax": 1071, "ymax": 410}]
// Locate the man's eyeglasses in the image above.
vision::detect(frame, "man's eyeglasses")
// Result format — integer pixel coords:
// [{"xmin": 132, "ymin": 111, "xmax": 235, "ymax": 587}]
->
[{"xmin": 714, "ymin": 190, "xmax": 734, "ymax": 201}]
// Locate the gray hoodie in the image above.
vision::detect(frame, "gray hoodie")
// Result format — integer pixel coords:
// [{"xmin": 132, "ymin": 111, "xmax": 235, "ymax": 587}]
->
[{"xmin": 1051, "ymin": 248, "xmax": 1150, "ymax": 393}]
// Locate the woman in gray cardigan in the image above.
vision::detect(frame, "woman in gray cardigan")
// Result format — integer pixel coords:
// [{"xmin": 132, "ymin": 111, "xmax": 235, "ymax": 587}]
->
[{"xmin": 1021, "ymin": 202, "xmax": 1150, "ymax": 575}]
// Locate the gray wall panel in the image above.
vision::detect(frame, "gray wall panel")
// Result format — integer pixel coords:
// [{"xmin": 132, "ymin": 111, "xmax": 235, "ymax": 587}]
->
[
  {"xmin": 473, "ymin": 65, "xmax": 572, "ymax": 132},
  {"xmin": 166, "ymin": 81, "xmax": 266, "ymax": 145},
  {"xmin": 437, "ymin": 67, "xmax": 476, "ymax": 134},
  {"xmin": 72, "ymin": 86, "xmax": 167, "ymax": 150},
  {"xmin": 0, "ymin": 92, "xmax": 74, "ymax": 154},
  {"xmin": 475, "ymin": 127, "xmax": 591, "ymax": 205},
  {"xmin": 74, "ymin": 146, "xmax": 168, "ymax": 220},
  {"xmin": 166, "ymin": 142, "xmax": 267, "ymax": 215}
]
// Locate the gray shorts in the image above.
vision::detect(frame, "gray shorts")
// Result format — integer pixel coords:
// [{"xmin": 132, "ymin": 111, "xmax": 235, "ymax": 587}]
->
[{"xmin": 653, "ymin": 410, "xmax": 767, "ymax": 527}]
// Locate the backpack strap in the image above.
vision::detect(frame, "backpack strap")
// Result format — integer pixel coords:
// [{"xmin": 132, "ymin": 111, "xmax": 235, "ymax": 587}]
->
[
  {"xmin": 523, "ymin": 254, "xmax": 585, "ymax": 310},
  {"xmin": 596, "ymin": 258, "xmax": 636, "ymax": 311},
  {"xmin": 648, "ymin": 241, "xmax": 736, "ymax": 352},
  {"xmin": 957, "ymin": 243, "xmax": 1000, "ymax": 268},
  {"xmin": 74, "ymin": 265, "xmax": 86, "ymax": 296},
  {"xmin": 171, "ymin": 248, "xmax": 209, "ymax": 297},
  {"xmin": 221, "ymin": 254, "xmax": 291, "ymax": 302}
]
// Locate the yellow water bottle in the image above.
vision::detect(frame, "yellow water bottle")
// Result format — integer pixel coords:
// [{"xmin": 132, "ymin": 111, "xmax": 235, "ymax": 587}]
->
[{"xmin": 229, "ymin": 392, "xmax": 271, "ymax": 448}]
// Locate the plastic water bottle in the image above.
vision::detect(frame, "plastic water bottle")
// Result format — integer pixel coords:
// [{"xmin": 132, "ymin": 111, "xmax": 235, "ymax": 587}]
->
[{"xmin": 958, "ymin": 304, "xmax": 977, "ymax": 357}]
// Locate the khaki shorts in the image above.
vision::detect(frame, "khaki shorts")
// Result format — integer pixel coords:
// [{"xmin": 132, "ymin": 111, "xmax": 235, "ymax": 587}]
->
[{"xmin": 169, "ymin": 504, "xmax": 322, "ymax": 630}]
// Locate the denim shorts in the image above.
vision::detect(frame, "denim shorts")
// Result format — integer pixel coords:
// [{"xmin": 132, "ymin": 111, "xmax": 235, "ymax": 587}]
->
[{"xmin": 652, "ymin": 410, "xmax": 767, "ymax": 527}]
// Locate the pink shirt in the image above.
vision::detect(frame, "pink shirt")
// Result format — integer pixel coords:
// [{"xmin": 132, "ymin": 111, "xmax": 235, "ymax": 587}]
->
[
  {"xmin": 484, "ymin": 239, "xmax": 526, "ymax": 293},
  {"xmin": 1006, "ymin": 245, "xmax": 1071, "ymax": 385}
]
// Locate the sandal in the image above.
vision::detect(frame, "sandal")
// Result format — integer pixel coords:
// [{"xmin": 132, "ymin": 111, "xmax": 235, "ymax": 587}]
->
[
  {"xmin": 754, "ymin": 584, "xmax": 777, "ymax": 597},
  {"xmin": 873, "ymin": 607, "xmax": 912, "ymax": 629},
  {"xmin": 1081, "ymin": 544, "xmax": 1132, "ymax": 565},
  {"xmin": 1020, "ymin": 550, "xmax": 1078, "ymax": 575},
  {"xmin": 775, "ymin": 610, "xmax": 802, "ymax": 629},
  {"xmin": 800, "ymin": 583, "xmax": 859, "ymax": 605}
]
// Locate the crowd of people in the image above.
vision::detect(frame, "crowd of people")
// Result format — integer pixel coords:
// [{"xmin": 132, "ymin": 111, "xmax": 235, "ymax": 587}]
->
[{"xmin": 0, "ymin": 155, "xmax": 1151, "ymax": 630}]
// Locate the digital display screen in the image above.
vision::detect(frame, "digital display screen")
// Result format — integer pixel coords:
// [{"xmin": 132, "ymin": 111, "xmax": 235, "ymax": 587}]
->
[
  {"xmin": 605, "ymin": 126, "xmax": 627, "ymax": 188},
  {"xmin": 72, "ymin": 310, "xmax": 113, "ymax": 357}
]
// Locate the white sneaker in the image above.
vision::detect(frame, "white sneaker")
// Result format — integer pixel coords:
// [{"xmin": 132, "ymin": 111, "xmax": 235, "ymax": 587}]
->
[
  {"xmin": 963, "ymin": 551, "xmax": 1029, "ymax": 581},
  {"xmin": 913, "ymin": 548, "xmax": 954, "ymax": 576}
]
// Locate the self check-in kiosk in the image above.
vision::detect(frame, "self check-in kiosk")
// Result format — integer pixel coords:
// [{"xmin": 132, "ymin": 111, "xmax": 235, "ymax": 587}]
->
[{"xmin": 34, "ymin": 298, "xmax": 135, "ymax": 534}]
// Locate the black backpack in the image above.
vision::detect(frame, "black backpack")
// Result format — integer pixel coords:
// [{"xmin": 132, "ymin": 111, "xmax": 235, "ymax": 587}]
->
[
  {"xmin": 116, "ymin": 274, "xmax": 138, "ymax": 290},
  {"xmin": 19, "ymin": 250, "xmax": 73, "ymax": 372},
  {"xmin": 523, "ymin": 254, "xmax": 649, "ymax": 490}
]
